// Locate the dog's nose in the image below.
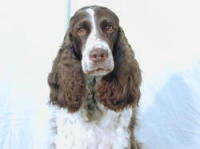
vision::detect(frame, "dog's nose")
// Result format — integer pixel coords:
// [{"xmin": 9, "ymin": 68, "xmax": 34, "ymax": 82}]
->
[{"xmin": 89, "ymin": 48, "xmax": 108, "ymax": 63}]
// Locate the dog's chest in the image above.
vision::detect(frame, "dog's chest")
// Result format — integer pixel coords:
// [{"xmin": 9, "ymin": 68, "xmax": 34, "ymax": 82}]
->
[
  {"xmin": 52, "ymin": 77, "xmax": 133, "ymax": 149},
  {"xmin": 53, "ymin": 107, "xmax": 132, "ymax": 149}
]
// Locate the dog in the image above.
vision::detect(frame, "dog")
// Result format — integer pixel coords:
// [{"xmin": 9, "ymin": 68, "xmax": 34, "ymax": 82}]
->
[{"xmin": 48, "ymin": 5, "xmax": 142, "ymax": 149}]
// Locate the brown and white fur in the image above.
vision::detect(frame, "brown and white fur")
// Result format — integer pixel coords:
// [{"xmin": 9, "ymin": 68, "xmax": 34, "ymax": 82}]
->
[{"xmin": 48, "ymin": 5, "xmax": 142, "ymax": 149}]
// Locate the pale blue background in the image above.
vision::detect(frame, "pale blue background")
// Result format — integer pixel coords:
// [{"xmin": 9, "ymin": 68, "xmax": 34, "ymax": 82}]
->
[{"xmin": 0, "ymin": 0, "xmax": 200, "ymax": 149}]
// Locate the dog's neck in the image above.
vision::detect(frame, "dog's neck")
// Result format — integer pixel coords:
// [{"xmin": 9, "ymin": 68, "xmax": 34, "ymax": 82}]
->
[{"xmin": 80, "ymin": 75, "xmax": 105, "ymax": 122}]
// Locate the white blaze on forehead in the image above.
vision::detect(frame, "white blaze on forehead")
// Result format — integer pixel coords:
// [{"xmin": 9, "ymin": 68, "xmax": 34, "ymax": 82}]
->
[
  {"xmin": 86, "ymin": 8, "xmax": 96, "ymax": 34},
  {"xmin": 84, "ymin": 8, "xmax": 110, "ymax": 50}
]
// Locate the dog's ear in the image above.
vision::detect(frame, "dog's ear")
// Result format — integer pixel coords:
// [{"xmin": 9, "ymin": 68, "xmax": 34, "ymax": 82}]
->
[
  {"xmin": 96, "ymin": 27, "xmax": 142, "ymax": 111},
  {"xmin": 48, "ymin": 21, "xmax": 87, "ymax": 113}
]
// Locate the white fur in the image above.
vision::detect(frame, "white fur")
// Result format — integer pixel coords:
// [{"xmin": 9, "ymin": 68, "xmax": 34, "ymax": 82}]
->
[
  {"xmin": 52, "ymin": 104, "xmax": 133, "ymax": 149},
  {"xmin": 81, "ymin": 8, "xmax": 114, "ymax": 76}
]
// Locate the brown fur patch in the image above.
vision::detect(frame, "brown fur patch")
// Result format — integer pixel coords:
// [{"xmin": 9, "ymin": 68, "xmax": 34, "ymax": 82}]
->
[{"xmin": 48, "ymin": 44, "xmax": 88, "ymax": 112}]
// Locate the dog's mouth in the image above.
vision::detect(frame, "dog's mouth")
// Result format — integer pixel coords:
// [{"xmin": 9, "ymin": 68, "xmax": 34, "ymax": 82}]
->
[{"xmin": 85, "ymin": 68, "xmax": 112, "ymax": 76}]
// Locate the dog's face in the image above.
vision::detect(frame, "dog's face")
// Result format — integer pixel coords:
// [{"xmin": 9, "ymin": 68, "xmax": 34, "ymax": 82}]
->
[
  {"xmin": 70, "ymin": 7, "xmax": 119, "ymax": 76},
  {"xmin": 48, "ymin": 6, "xmax": 142, "ymax": 112}
]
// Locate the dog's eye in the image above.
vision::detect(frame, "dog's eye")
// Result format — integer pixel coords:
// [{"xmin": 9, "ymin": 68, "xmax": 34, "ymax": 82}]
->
[
  {"xmin": 103, "ymin": 24, "xmax": 114, "ymax": 33},
  {"xmin": 77, "ymin": 27, "xmax": 87, "ymax": 36}
]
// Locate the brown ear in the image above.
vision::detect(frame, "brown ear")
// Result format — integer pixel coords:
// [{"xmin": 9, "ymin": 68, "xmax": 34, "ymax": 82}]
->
[
  {"xmin": 95, "ymin": 27, "xmax": 142, "ymax": 111},
  {"xmin": 48, "ymin": 29, "xmax": 87, "ymax": 113}
]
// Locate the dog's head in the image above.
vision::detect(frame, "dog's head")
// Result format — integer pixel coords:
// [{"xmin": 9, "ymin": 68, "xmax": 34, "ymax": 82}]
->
[
  {"xmin": 48, "ymin": 6, "xmax": 141, "ymax": 112},
  {"xmin": 67, "ymin": 6, "xmax": 119, "ymax": 76}
]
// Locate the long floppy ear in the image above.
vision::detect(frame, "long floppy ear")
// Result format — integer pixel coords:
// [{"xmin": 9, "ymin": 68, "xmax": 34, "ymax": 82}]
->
[
  {"xmin": 48, "ymin": 28, "xmax": 87, "ymax": 113},
  {"xmin": 95, "ymin": 27, "xmax": 142, "ymax": 111}
]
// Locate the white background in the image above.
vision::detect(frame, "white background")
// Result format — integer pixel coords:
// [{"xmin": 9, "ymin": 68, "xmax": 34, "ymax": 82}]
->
[{"xmin": 0, "ymin": 0, "xmax": 200, "ymax": 149}]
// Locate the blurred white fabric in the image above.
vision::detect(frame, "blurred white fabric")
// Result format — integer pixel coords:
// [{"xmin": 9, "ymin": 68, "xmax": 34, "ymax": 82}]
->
[{"xmin": 0, "ymin": 0, "xmax": 200, "ymax": 149}]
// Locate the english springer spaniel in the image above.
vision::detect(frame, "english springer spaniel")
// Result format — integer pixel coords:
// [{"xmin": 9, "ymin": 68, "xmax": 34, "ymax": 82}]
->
[{"xmin": 48, "ymin": 5, "xmax": 142, "ymax": 149}]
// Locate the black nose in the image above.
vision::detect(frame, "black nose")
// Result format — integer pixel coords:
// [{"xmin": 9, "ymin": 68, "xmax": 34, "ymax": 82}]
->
[{"xmin": 89, "ymin": 48, "xmax": 108, "ymax": 63}]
